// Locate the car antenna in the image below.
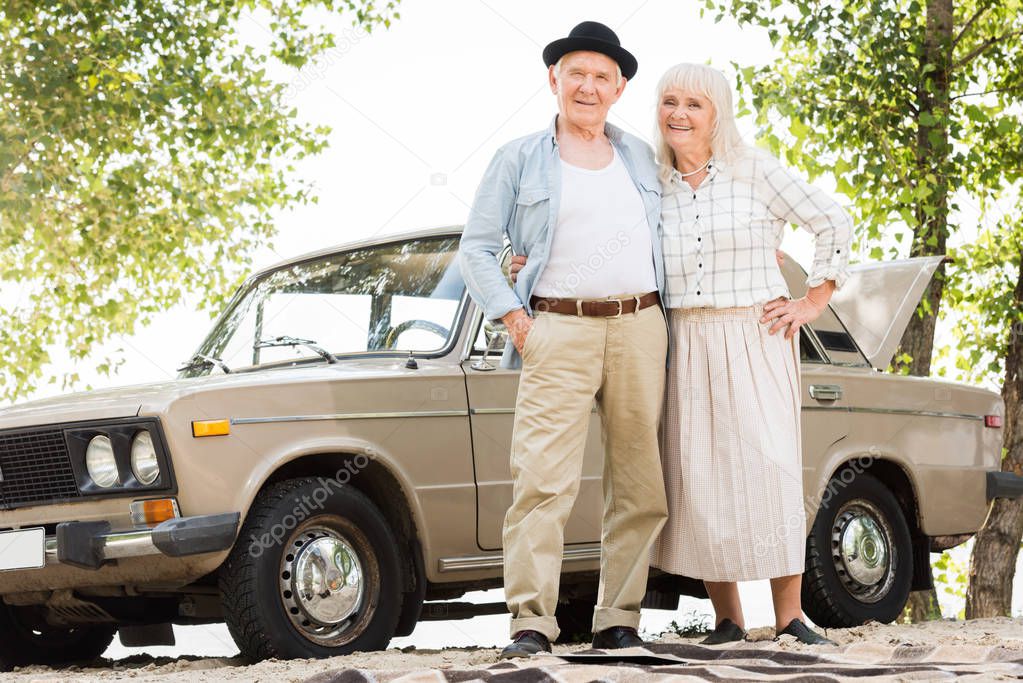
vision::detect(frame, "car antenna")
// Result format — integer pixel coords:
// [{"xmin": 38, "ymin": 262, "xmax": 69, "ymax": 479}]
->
[{"xmin": 405, "ymin": 350, "xmax": 418, "ymax": 370}]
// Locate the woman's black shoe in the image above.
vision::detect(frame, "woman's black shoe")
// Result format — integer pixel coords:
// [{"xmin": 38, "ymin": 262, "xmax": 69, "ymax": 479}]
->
[
  {"xmin": 499, "ymin": 630, "xmax": 552, "ymax": 659},
  {"xmin": 700, "ymin": 618, "xmax": 747, "ymax": 644},
  {"xmin": 775, "ymin": 619, "xmax": 837, "ymax": 645}
]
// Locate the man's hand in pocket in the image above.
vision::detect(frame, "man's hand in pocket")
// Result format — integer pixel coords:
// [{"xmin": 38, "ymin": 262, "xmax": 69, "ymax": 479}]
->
[{"xmin": 501, "ymin": 307, "xmax": 533, "ymax": 354}]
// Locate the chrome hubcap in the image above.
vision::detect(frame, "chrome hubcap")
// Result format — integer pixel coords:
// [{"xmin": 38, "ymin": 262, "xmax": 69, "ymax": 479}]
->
[
  {"xmin": 280, "ymin": 527, "xmax": 365, "ymax": 641},
  {"xmin": 840, "ymin": 515, "xmax": 886, "ymax": 585},
  {"xmin": 831, "ymin": 500, "xmax": 895, "ymax": 603}
]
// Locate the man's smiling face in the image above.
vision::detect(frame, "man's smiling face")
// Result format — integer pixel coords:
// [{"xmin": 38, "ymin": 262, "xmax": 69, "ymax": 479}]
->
[{"xmin": 550, "ymin": 51, "xmax": 626, "ymax": 129}]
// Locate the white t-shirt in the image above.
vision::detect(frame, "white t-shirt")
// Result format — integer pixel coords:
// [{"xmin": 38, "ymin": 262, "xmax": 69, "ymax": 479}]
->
[{"xmin": 532, "ymin": 149, "xmax": 657, "ymax": 299}]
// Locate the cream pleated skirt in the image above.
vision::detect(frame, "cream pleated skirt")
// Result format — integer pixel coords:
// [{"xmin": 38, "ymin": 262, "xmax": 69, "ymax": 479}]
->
[{"xmin": 651, "ymin": 305, "xmax": 806, "ymax": 582}]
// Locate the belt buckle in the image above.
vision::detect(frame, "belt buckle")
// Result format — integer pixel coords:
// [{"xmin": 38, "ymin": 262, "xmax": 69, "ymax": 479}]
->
[{"xmin": 607, "ymin": 297, "xmax": 623, "ymax": 318}]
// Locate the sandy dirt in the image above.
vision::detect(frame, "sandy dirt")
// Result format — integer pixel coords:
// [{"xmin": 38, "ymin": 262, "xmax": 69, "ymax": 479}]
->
[{"xmin": 5, "ymin": 617, "xmax": 1023, "ymax": 682}]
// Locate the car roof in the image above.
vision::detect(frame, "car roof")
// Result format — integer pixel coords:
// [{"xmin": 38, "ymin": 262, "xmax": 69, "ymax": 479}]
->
[{"xmin": 247, "ymin": 225, "xmax": 465, "ymax": 282}]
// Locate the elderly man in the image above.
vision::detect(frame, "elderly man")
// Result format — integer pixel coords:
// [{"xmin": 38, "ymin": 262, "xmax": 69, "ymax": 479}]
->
[{"xmin": 458, "ymin": 21, "xmax": 669, "ymax": 659}]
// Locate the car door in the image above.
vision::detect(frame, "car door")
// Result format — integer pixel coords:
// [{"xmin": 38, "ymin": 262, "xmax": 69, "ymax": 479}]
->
[
  {"xmin": 460, "ymin": 261, "xmax": 604, "ymax": 551},
  {"xmin": 780, "ymin": 254, "xmax": 854, "ymax": 517}
]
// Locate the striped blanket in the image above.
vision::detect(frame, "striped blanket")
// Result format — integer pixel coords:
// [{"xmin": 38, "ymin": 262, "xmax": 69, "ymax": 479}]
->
[{"xmin": 306, "ymin": 641, "xmax": 1023, "ymax": 682}]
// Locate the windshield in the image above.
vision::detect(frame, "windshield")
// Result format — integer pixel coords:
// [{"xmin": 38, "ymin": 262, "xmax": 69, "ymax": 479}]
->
[{"xmin": 181, "ymin": 235, "xmax": 465, "ymax": 376}]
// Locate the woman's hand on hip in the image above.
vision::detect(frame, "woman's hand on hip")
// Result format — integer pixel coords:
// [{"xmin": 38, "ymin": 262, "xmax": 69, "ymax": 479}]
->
[
  {"xmin": 761, "ymin": 280, "xmax": 836, "ymax": 339},
  {"xmin": 760, "ymin": 296, "xmax": 825, "ymax": 340}
]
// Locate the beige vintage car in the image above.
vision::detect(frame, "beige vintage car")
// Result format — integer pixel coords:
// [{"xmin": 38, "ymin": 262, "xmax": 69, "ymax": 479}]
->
[{"xmin": 0, "ymin": 227, "xmax": 1020, "ymax": 668}]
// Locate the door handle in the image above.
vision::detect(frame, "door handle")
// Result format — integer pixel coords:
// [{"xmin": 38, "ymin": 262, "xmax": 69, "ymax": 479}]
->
[{"xmin": 809, "ymin": 384, "xmax": 843, "ymax": 401}]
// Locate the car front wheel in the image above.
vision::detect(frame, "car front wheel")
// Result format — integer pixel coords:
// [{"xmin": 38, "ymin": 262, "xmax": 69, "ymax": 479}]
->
[
  {"xmin": 802, "ymin": 472, "xmax": 913, "ymax": 627},
  {"xmin": 219, "ymin": 477, "xmax": 403, "ymax": 660}
]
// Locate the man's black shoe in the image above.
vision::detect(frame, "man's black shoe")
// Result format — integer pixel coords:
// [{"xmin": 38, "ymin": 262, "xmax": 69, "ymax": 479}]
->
[
  {"xmin": 700, "ymin": 618, "xmax": 747, "ymax": 645},
  {"xmin": 776, "ymin": 618, "xmax": 837, "ymax": 645},
  {"xmin": 499, "ymin": 630, "xmax": 552, "ymax": 659},
  {"xmin": 591, "ymin": 625, "xmax": 645, "ymax": 649}
]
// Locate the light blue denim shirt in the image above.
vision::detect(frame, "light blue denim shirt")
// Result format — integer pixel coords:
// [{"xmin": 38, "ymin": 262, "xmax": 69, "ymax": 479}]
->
[{"xmin": 458, "ymin": 115, "xmax": 665, "ymax": 368}]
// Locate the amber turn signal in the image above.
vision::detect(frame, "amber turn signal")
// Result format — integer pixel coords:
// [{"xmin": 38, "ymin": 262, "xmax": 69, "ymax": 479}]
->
[
  {"xmin": 192, "ymin": 419, "xmax": 230, "ymax": 437},
  {"xmin": 129, "ymin": 498, "xmax": 180, "ymax": 526}
]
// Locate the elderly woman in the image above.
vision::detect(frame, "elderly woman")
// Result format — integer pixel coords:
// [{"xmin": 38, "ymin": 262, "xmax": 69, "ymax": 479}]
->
[{"xmin": 648, "ymin": 63, "xmax": 851, "ymax": 646}]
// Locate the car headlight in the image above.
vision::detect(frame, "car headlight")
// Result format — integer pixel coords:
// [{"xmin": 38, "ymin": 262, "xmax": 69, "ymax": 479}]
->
[
  {"xmin": 86, "ymin": 435, "xmax": 118, "ymax": 488},
  {"xmin": 131, "ymin": 430, "xmax": 160, "ymax": 485}
]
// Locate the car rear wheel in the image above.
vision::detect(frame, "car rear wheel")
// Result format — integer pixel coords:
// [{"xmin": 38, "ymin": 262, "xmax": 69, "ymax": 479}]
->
[
  {"xmin": 219, "ymin": 477, "xmax": 403, "ymax": 660},
  {"xmin": 803, "ymin": 472, "xmax": 913, "ymax": 627},
  {"xmin": 0, "ymin": 603, "xmax": 114, "ymax": 671}
]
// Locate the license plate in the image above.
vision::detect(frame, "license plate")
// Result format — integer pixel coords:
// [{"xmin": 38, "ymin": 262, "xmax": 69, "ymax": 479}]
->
[{"xmin": 0, "ymin": 527, "xmax": 45, "ymax": 572}]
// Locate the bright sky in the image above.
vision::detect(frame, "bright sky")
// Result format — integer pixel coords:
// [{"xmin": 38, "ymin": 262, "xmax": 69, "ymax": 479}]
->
[{"xmin": 22, "ymin": 0, "xmax": 824, "ymax": 400}]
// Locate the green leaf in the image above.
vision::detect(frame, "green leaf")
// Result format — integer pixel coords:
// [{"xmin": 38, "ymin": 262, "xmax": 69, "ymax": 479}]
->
[{"xmin": 0, "ymin": 0, "xmax": 402, "ymax": 403}]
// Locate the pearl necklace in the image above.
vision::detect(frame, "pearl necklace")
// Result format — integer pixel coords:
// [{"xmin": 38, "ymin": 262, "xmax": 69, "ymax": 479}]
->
[{"xmin": 677, "ymin": 156, "xmax": 712, "ymax": 178}]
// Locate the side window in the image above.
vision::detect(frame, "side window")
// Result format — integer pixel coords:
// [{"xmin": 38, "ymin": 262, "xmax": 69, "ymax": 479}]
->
[
  {"xmin": 799, "ymin": 332, "xmax": 825, "ymax": 363},
  {"xmin": 472, "ymin": 317, "xmax": 489, "ymax": 354}
]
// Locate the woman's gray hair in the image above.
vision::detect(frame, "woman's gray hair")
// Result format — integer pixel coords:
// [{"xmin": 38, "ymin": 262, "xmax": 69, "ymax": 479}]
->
[{"xmin": 653, "ymin": 63, "xmax": 748, "ymax": 183}]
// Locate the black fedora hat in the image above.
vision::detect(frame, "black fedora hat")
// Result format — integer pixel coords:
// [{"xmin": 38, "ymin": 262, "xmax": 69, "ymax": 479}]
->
[{"xmin": 543, "ymin": 21, "xmax": 637, "ymax": 80}]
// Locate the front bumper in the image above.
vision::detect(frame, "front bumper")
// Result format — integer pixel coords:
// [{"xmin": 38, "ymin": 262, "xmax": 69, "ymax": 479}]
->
[
  {"xmin": 46, "ymin": 512, "xmax": 240, "ymax": 570},
  {"xmin": 987, "ymin": 471, "xmax": 1023, "ymax": 501}
]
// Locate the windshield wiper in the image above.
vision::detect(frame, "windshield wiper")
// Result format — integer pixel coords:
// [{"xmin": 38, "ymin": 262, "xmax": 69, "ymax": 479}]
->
[
  {"xmin": 178, "ymin": 353, "xmax": 232, "ymax": 374},
  {"xmin": 255, "ymin": 336, "xmax": 337, "ymax": 364}
]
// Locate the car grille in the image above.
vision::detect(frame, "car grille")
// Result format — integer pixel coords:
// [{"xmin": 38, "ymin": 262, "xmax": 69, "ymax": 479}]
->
[{"xmin": 0, "ymin": 427, "xmax": 81, "ymax": 509}]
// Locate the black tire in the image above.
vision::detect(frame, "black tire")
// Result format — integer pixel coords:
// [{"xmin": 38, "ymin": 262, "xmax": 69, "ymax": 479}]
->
[
  {"xmin": 803, "ymin": 472, "xmax": 913, "ymax": 627},
  {"xmin": 393, "ymin": 540, "xmax": 426, "ymax": 638},
  {"xmin": 219, "ymin": 477, "xmax": 403, "ymax": 660},
  {"xmin": 0, "ymin": 603, "xmax": 114, "ymax": 671}
]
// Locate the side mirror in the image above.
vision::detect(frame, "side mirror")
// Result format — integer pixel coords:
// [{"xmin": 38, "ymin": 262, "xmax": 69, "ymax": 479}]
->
[{"xmin": 472, "ymin": 321, "xmax": 508, "ymax": 371}]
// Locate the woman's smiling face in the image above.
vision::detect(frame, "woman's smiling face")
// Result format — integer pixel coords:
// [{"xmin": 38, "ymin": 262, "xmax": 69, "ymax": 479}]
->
[{"xmin": 658, "ymin": 87, "xmax": 716, "ymax": 159}]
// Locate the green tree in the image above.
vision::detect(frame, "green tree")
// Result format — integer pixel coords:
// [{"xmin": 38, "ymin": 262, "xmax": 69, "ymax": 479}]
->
[
  {"xmin": 938, "ymin": 205, "xmax": 1023, "ymax": 619},
  {"xmin": 0, "ymin": 0, "xmax": 398, "ymax": 402},
  {"xmin": 703, "ymin": 0, "xmax": 1022, "ymax": 618}
]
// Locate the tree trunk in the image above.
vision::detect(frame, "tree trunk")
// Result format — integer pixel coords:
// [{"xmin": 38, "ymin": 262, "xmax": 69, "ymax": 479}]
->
[
  {"xmin": 896, "ymin": 0, "xmax": 953, "ymax": 623},
  {"xmin": 966, "ymin": 250, "xmax": 1023, "ymax": 618}
]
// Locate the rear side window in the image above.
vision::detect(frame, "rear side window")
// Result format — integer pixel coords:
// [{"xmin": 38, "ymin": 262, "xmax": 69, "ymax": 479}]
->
[
  {"xmin": 816, "ymin": 330, "xmax": 858, "ymax": 354},
  {"xmin": 800, "ymin": 333, "xmax": 824, "ymax": 363}
]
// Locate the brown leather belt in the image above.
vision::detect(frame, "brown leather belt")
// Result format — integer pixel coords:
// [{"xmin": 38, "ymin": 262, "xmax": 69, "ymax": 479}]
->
[{"xmin": 530, "ymin": 291, "xmax": 660, "ymax": 318}]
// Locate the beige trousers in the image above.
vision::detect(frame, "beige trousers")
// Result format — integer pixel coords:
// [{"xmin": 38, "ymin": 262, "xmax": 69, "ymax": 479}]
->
[{"xmin": 503, "ymin": 302, "xmax": 669, "ymax": 640}]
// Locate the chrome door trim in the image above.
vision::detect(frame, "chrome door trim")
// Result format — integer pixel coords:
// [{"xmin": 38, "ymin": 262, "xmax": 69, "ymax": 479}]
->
[
  {"xmin": 438, "ymin": 545, "xmax": 601, "ymax": 573},
  {"xmin": 803, "ymin": 406, "xmax": 984, "ymax": 421},
  {"xmin": 469, "ymin": 405, "xmax": 599, "ymax": 416},
  {"xmin": 231, "ymin": 410, "xmax": 469, "ymax": 425}
]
